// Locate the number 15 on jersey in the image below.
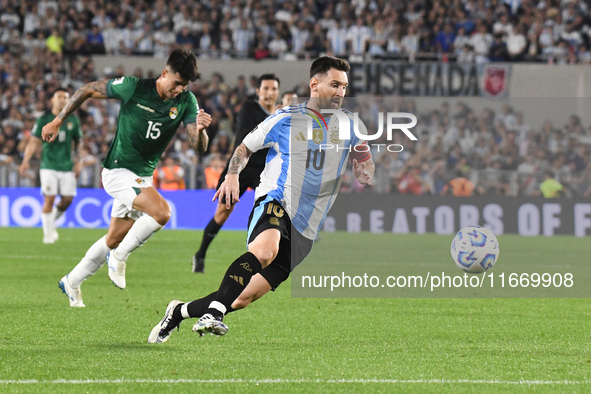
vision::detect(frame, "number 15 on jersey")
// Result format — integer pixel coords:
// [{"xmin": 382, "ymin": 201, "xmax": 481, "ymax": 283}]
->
[{"xmin": 146, "ymin": 121, "xmax": 162, "ymax": 139}]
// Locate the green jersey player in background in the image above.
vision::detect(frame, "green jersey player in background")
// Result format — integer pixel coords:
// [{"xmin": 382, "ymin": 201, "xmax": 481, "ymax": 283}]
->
[
  {"xmin": 19, "ymin": 88, "xmax": 82, "ymax": 244},
  {"xmin": 42, "ymin": 49, "xmax": 211, "ymax": 307}
]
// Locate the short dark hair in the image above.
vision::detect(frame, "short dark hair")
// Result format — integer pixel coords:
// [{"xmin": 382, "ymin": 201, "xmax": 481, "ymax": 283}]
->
[
  {"xmin": 166, "ymin": 48, "xmax": 200, "ymax": 82},
  {"xmin": 53, "ymin": 87, "xmax": 68, "ymax": 96},
  {"xmin": 257, "ymin": 73, "xmax": 280, "ymax": 88},
  {"xmin": 309, "ymin": 56, "xmax": 350, "ymax": 79}
]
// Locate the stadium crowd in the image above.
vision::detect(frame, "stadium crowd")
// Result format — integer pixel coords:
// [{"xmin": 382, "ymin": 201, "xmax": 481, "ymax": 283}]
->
[
  {"xmin": 2, "ymin": 0, "xmax": 591, "ymax": 198},
  {"xmin": 1, "ymin": 0, "xmax": 591, "ymax": 63}
]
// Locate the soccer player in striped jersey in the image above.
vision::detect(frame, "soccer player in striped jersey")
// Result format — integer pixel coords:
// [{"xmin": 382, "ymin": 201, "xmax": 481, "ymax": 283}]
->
[
  {"xmin": 42, "ymin": 49, "xmax": 211, "ymax": 307},
  {"xmin": 149, "ymin": 56, "xmax": 374, "ymax": 343}
]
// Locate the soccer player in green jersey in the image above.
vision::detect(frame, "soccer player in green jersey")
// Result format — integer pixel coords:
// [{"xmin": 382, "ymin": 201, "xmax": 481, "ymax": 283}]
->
[
  {"xmin": 19, "ymin": 88, "xmax": 82, "ymax": 244},
  {"xmin": 42, "ymin": 49, "xmax": 211, "ymax": 307}
]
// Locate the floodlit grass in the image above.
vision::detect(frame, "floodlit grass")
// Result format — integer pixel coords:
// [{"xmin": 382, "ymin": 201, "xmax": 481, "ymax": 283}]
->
[{"xmin": 0, "ymin": 227, "xmax": 590, "ymax": 393}]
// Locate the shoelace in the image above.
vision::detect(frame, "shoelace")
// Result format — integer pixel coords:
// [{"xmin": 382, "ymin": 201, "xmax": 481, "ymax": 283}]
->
[{"xmin": 116, "ymin": 263, "xmax": 126, "ymax": 276}]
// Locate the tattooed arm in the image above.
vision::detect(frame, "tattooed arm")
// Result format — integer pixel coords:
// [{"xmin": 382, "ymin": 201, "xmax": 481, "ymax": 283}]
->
[
  {"xmin": 212, "ymin": 143, "xmax": 253, "ymax": 208},
  {"xmin": 227, "ymin": 143, "xmax": 252, "ymax": 175},
  {"xmin": 42, "ymin": 80, "xmax": 109, "ymax": 142}
]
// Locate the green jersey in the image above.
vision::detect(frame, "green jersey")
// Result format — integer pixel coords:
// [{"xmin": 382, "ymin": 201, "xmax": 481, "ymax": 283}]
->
[
  {"xmin": 32, "ymin": 112, "xmax": 81, "ymax": 172},
  {"xmin": 104, "ymin": 77, "xmax": 199, "ymax": 177}
]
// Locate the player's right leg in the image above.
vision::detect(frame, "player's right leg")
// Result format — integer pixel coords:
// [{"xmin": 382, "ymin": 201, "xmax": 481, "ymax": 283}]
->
[
  {"xmin": 192, "ymin": 204, "xmax": 234, "ymax": 273},
  {"xmin": 39, "ymin": 169, "xmax": 58, "ymax": 244},
  {"xmin": 100, "ymin": 168, "xmax": 168, "ymax": 289},
  {"xmin": 60, "ymin": 217, "xmax": 133, "ymax": 307}
]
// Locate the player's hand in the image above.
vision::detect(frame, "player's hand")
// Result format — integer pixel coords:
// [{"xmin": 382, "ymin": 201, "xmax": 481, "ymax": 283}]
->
[
  {"xmin": 353, "ymin": 159, "xmax": 372, "ymax": 186},
  {"xmin": 41, "ymin": 120, "xmax": 61, "ymax": 142},
  {"xmin": 197, "ymin": 109, "xmax": 212, "ymax": 131},
  {"xmin": 213, "ymin": 174, "xmax": 240, "ymax": 209},
  {"xmin": 18, "ymin": 162, "xmax": 29, "ymax": 177}
]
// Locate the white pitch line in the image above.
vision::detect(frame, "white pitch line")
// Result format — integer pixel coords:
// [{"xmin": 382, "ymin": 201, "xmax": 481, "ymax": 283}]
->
[{"xmin": 0, "ymin": 379, "xmax": 589, "ymax": 385}]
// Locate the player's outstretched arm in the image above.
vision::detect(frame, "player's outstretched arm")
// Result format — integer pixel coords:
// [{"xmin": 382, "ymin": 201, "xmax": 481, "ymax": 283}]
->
[
  {"xmin": 213, "ymin": 143, "xmax": 253, "ymax": 208},
  {"xmin": 42, "ymin": 80, "xmax": 109, "ymax": 142}
]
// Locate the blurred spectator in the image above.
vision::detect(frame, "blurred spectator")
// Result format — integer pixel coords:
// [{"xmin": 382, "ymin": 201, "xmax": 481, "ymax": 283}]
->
[
  {"xmin": 77, "ymin": 145, "xmax": 97, "ymax": 188},
  {"xmin": 539, "ymin": 172, "xmax": 564, "ymax": 198},
  {"xmin": 204, "ymin": 154, "xmax": 225, "ymax": 189},
  {"xmin": 158, "ymin": 156, "xmax": 186, "ymax": 190},
  {"xmin": 441, "ymin": 170, "xmax": 475, "ymax": 197}
]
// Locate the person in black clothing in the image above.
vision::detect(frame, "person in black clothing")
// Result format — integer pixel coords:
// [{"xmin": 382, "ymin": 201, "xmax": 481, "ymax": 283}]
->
[{"xmin": 192, "ymin": 74, "xmax": 280, "ymax": 273}]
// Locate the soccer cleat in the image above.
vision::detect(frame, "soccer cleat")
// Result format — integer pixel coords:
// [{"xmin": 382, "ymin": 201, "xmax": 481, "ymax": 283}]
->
[
  {"xmin": 58, "ymin": 275, "xmax": 85, "ymax": 307},
  {"xmin": 193, "ymin": 313, "xmax": 228, "ymax": 336},
  {"xmin": 52, "ymin": 229, "xmax": 59, "ymax": 242},
  {"xmin": 148, "ymin": 300, "xmax": 183, "ymax": 344},
  {"xmin": 192, "ymin": 255, "xmax": 205, "ymax": 273},
  {"xmin": 107, "ymin": 252, "xmax": 126, "ymax": 289}
]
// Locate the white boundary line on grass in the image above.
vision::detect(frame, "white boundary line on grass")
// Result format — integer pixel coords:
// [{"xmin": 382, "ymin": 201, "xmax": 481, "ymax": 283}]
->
[{"xmin": 0, "ymin": 379, "xmax": 590, "ymax": 385}]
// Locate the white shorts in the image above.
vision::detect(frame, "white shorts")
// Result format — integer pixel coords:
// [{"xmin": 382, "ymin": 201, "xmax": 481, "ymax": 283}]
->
[
  {"xmin": 40, "ymin": 169, "xmax": 77, "ymax": 196},
  {"xmin": 102, "ymin": 168, "xmax": 153, "ymax": 220}
]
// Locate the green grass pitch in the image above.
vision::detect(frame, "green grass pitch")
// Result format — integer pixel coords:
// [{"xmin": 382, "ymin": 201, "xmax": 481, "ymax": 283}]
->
[{"xmin": 0, "ymin": 227, "xmax": 590, "ymax": 393}]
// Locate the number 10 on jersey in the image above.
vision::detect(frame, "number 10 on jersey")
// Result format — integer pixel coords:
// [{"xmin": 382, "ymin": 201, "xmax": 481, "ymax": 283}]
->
[{"xmin": 146, "ymin": 121, "xmax": 162, "ymax": 139}]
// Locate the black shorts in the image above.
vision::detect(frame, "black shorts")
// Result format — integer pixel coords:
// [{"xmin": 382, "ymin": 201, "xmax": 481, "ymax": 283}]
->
[
  {"xmin": 246, "ymin": 196, "xmax": 314, "ymax": 290},
  {"xmin": 217, "ymin": 165, "xmax": 262, "ymax": 197}
]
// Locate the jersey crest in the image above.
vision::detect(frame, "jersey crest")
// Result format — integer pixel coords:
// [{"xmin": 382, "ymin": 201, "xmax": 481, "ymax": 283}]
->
[
  {"xmin": 312, "ymin": 128, "xmax": 323, "ymax": 144},
  {"xmin": 169, "ymin": 107, "xmax": 178, "ymax": 119}
]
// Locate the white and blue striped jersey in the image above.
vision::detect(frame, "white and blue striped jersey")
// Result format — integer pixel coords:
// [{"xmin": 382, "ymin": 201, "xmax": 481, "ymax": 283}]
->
[{"xmin": 243, "ymin": 102, "xmax": 368, "ymax": 240}]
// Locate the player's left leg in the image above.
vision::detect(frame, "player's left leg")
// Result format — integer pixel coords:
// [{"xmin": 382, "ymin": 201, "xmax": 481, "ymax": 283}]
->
[
  {"xmin": 149, "ymin": 229, "xmax": 280, "ymax": 343},
  {"xmin": 41, "ymin": 195, "xmax": 56, "ymax": 244},
  {"xmin": 39, "ymin": 169, "xmax": 59, "ymax": 243},
  {"xmin": 108, "ymin": 186, "xmax": 170, "ymax": 289},
  {"xmin": 51, "ymin": 171, "xmax": 77, "ymax": 240}
]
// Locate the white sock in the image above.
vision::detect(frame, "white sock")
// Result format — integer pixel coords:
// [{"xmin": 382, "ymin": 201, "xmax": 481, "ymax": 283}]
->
[
  {"xmin": 208, "ymin": 301, "xmax": 227, "ymax": 315},
  {"xmin": 41, "ymin": 212, "xmax": 53, "ymax": 238},
  {"xmin": 52, "ymin": 206, "xmax": 65, "ymax": 221},
  {"xmin": 180, "ymin": 303, "xmax": 190, "ymax": 319},
  {"xmin": 113, "ymin": 215, "xmax": 163, "ymax": 261},
  {"xmin": 69, "ymin": 235, "xmax": 112, "ymax": 288}
]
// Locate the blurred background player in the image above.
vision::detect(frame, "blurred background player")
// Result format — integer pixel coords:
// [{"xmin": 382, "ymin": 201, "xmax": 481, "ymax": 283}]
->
[
  {"xmin": 278, "ymin": 91, "xmax": 298, "ymax": 109},
  {"xmin": 192, "ymin": 74, "xmax": 280, "ymax": 273},
  {"xmin": 43, "ymin": 49, "xmax": 211, "ymax": 307},
  {"xmin": 150, "ymin": 56, "xmax": 374, "ymax": 343},
  {"xmin": 19, "ymin": 88, "xmax": 81, "ymax": 244}
]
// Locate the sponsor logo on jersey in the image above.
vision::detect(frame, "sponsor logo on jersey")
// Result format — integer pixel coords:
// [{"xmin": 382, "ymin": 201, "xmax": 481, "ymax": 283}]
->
[
  {"xmin": 169, "ymin": 107, "xmax": 178, "ymax": 119},
  {"xmin": 135, "ymin": 178, "xmax": 146, "ymax": 184},
  {"xmin": 137, "ymin": 103, "xmax": 155, "ymax": 113},
  {"xmin": 295, "ymin": 131, "xmax": 306, "ymax": 142}
]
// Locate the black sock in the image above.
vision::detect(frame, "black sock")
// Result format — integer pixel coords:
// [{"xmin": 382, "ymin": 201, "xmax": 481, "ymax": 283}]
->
[
  {"xmin": 195, "ymin": 218, "xmax": 223, "ymax": 259},
  {"xmin": 171, "ymin": 292, "xmax": 224, "ymax": 321},
  {"xmin": 205, "ymin": 252, "xmax": 262, "ymax": 319}
]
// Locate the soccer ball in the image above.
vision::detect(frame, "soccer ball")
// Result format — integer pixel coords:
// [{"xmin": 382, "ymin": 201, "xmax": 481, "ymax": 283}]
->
[{"xmin": 450, "ymin": 226, "xmax": 500, "ymax": 273}]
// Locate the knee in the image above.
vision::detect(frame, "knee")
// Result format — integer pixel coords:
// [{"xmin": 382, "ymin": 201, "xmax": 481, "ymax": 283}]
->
[
  {"xmin": 152, "ymin": 206, "xmax": 171, "ymax": 226},
  {"xmin": 250, "ymin": 248, "xmax": 277, "ymax": 267},
  {"xmin": 59, "ymin": 197, "xmax": 73, "ymax": 209},
  {"xmin": 105, "ymin": 234, "xmax": 122, "ymax": 249},
  {"xmin": 214, "ymin": 207, "xmax": 231, "ymax": 223}
]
